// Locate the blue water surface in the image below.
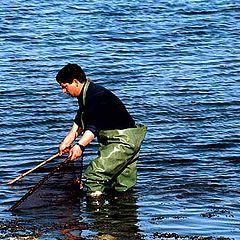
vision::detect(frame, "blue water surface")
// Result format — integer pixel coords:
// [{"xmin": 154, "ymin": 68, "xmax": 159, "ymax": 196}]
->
[{"xmin": 0, "ymin": 0, "xmax": 240, "ymax": 239}]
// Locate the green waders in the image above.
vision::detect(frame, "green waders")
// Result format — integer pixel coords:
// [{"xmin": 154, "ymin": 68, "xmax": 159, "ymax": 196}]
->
[
  {"xmin": 84, "ymin": 124, "xmax": 147, "ymax": 194},
  {"xmin": 81, "ymin": 80, "xmax": 147, "ymax": 194}
]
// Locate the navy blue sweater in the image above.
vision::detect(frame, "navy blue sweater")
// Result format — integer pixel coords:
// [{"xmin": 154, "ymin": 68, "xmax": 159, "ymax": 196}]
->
[{"xmin": 74, "ymin": 81, "xmax": 135, "ymax": 136}]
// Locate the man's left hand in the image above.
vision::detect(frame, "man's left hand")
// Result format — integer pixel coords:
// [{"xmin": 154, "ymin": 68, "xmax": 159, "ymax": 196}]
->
[{"xmin": 68, "ymin": 144, "xmax": 83, "ymax": 160}]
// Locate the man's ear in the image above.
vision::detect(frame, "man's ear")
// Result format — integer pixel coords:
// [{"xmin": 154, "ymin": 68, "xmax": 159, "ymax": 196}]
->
[{"xmin": 72, "ymin": 79, "xmax": 80, "ymax": 86}]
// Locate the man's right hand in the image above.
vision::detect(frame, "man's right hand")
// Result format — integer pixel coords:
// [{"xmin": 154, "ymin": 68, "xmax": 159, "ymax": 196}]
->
[{"xmin": 58, "ymin": 143, "xmax": 71, "ymax": 156}]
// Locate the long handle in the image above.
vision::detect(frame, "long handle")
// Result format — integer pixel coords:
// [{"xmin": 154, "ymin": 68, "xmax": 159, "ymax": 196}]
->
[{"xmin": 7, "ymin": 153, "xmax": 59, "ymax": 185}]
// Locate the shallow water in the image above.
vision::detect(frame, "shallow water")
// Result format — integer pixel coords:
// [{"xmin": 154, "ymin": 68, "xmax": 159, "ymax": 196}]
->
[{"xmin": 1, "ymin": 0, "xmax": 240, "ymax": 239}]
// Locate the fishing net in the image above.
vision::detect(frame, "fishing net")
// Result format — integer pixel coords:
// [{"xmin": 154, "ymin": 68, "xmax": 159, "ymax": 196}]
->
[{"xmin": 9, "ymin": 157, "xmax": 83, "ymax": 211}]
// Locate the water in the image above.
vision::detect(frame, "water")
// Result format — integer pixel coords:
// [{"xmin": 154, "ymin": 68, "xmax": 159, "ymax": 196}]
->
[{"xmin": 1, "ymin": 0, "xmax": 240, "ymax": 239}]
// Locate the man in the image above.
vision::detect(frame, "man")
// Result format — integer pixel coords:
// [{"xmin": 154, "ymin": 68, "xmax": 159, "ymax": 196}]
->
[{"xmin": 56, "ymin": 63, "xmax": 147, "ymax": 198}]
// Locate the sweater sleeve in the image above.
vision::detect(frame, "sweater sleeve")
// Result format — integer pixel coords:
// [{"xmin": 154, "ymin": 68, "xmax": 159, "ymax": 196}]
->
[{"xmin": 74, "ymin": 108, "xmax": 83, "ymax": 128}]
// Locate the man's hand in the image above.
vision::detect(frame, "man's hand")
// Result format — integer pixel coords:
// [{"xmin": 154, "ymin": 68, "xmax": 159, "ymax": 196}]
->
[
  {"xmin": 58, "ymin": 143, "xmax": 71, "ymax": 156},
  {"xmin": 68, "ymin": 144, "xmax": 83, "ymax": 160},
  {"xmin": 59, "ymin": 129, "xmax": 94, "ymax": 160},
  {"xmin": 58, "ymin": 123, "xmax": 83, "ymax": 156}
]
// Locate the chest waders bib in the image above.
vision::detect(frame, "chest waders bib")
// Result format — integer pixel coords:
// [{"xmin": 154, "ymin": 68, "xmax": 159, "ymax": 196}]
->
[{"xmin": 82, "ymin": 80, "xmax": 147, "ymax": 194}]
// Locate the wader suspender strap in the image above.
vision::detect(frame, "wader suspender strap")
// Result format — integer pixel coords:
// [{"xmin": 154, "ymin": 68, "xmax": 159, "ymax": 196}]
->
[
  {"xmin": 80, "ymin": 79, "xmax": 90, "ymax": 130},
  {"xmin": 80, "ymin": 79, "xmax": 90, "ymax": 187}
]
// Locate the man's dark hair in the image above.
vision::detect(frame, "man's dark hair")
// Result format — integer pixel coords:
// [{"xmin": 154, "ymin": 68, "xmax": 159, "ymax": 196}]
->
[{"xmin": 56, "ymin": 63, "xmax": 87, "ymax": 84}]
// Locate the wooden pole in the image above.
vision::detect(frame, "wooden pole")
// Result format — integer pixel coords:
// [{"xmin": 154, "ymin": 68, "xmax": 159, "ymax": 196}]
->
[{"xmin": 8, "ymin": 153, "xmax": 59, "ymax": 185}]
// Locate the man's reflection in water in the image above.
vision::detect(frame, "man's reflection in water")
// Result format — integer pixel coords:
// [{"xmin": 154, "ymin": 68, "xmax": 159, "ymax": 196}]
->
[
  {"xmin": 8, "ymin": 160, "xmax": 142, "ymax": 239},
  {"xmin": 9, "ymin": 191, "xmax": 141, "ymax": 239},
  {"xmin": 84, "ymin": 190, "xmax": 143, "ymax": 240}
]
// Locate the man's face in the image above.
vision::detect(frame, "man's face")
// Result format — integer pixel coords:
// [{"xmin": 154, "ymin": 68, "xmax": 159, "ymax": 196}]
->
[{"xmin": 60, "ymin": 80, "xmax": 80, "ymax": 97}]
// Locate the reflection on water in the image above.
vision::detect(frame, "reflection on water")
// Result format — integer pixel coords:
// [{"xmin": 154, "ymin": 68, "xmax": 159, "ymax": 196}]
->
[
  {"xmin": 84, "ymin": 192, "xmax": 141, "ymax": 240},
  {"xmin": 4, "ymin": 191, "xmax": 141, "ymax": 240}
]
